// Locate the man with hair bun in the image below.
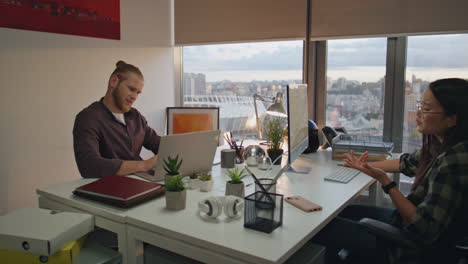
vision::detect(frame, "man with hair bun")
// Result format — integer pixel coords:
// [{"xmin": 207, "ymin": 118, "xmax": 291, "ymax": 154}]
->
[{"xmin": 73, "ymin": 60, "xmax": 161, "ymax": 178}]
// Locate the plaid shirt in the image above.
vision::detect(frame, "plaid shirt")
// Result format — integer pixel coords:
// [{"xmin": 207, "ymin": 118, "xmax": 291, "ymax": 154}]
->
[{"xmin": 395, "ymin": 140, "xmax": 468, "ymax": 244}]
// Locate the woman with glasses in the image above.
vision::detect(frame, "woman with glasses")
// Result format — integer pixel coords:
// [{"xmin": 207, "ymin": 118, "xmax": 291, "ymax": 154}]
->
[{"xmin": 312, "ymin": 78, "xmax": 468, "ymax": 264}]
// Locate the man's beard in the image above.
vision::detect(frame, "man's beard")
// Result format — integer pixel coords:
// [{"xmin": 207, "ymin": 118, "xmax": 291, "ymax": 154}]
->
[{"xmin": 112, "ymin": 86, "xmax": 131, "ymax": 113}]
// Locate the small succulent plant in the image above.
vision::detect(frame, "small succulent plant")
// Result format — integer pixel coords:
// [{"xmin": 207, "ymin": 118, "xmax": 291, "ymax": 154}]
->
[
  {"xmin": 166, "ymin": 175, "xmax": 185, "ymax": 192},
  {"xmin": 225, "ymin": 167, "xmax": 248, "ymax": 184},
  {"xmin": 189, "ymin": 172, "xmax": 198, "ymax": 179},
  {"xmin": 163, "ymin": 155, "xmax": 183, "ymax": 176},
  {"xmin": 198, "ymin": 173, "xmax": 212, "ymax": 181}
]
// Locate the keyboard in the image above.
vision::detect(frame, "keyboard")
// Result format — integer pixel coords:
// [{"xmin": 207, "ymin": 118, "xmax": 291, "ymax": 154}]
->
[{"xmin": 324, "ymin": 166, "xmax": 360, "ymax": 183}]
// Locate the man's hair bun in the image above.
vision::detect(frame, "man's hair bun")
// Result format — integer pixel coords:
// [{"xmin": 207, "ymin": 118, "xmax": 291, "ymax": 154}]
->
[
  {"xmin": 116, "ymin": 60, "xmax": 127, "ymax": 68},
  {"xmin": 111, "ymin": 60, "xmax": 143, "ymax": 80}
]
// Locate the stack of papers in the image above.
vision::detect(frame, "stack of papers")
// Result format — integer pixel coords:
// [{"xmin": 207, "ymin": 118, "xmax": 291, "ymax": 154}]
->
[{"xmin": 332, "ymin": 140, "xmax": 393, "ymax": 161}]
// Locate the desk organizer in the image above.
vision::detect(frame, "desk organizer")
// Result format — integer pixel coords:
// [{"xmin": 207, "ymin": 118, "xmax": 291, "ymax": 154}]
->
[{"xmin": 244, "ymin": 191, "xmax": 283, "ymax": 233}]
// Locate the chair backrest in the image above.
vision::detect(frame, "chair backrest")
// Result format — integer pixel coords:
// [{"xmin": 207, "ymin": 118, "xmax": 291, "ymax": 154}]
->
[{"xmin": 166, "ymin": 107, "xmax": 220, "ymax": 135}]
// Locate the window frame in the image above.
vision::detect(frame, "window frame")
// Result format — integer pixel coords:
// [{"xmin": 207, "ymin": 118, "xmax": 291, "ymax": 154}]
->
[{"xmin": 175, "ymin": 33, "xmax": 466, "ymax": 203}]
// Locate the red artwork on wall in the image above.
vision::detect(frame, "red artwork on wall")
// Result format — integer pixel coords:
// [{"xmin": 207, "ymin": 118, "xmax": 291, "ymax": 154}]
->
[{"xmin": 0, "ymin": 0, "xmax": 120, "ymax": 40}]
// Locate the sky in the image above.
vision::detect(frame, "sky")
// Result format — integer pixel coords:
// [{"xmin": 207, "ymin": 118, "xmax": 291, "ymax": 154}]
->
[{"xmin": 183, "ymin": 34, "xmax": 468, "ymax": 82}]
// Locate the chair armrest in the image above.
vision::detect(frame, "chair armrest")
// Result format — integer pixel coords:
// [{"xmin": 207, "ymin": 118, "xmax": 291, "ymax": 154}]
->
[
  {"xmin": 455, "ymin": 237, "xmax": 468, "ymax": 255},
  {"xmin": 359, "ymin": 218, "xmax": 419, "ymax": 249}
]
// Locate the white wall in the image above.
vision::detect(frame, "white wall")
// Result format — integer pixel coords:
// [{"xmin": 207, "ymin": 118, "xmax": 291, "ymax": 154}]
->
[{"xmin": 0, "ymin": 0, "xmax": 175, "ymax": 215}]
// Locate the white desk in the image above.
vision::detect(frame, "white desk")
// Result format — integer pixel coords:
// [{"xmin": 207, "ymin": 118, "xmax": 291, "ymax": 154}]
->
[{"xmin": 37, "ymin": 150, "xmax": 375, "ymax": 264}]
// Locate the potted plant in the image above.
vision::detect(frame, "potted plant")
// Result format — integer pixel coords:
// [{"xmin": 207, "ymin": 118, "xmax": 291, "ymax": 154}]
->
[
  {"xmin": 224, "ymin": 167, "xmax": 248, "ymax": 198},
  {"xmin": 188, "ymin": 172, "xmax": 200, "ymax": 190},
  {"xmin": 165, "ymin": 175, "xmax": 187, "ymax": 210},
  {"xmin": 163, "ymin": 154, "xmax": 183, "ymax": 185},
  {"xmin": 265, "ymin": 117, "xmax": 284, "ymax": 165},
  {"xmin": 198, "ymin": 172, "xmax": 213, "ymax": 192}
]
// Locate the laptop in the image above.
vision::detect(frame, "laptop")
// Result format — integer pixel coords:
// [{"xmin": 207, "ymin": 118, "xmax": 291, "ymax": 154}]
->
[{"xmin": 134, "ymin": 130, "xmax": 221, "ymax": 182}]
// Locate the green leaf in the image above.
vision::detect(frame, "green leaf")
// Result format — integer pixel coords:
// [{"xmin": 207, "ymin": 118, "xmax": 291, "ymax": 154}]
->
[
  {"xmin": 163, "ymin": 154, "xmax": 183, "ymax": 175},
  {"xmin": 224, "ymin": 167, "xmax": 248, "ymax": 184},
  {"xmin": 166, "ymin": 175, "xmax": 185, "ymax": 192}
]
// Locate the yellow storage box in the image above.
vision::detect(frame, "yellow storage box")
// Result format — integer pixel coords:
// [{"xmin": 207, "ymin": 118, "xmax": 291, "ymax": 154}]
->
[{"xmin": 0, "ymin": 237, "xmax": 85, "ymax": 264}]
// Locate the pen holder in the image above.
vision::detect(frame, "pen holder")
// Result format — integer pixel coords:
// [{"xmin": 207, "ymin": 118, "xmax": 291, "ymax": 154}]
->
[
  {"xmin": 233, "ymin": 146, "xmax": 245, "ymax": 164},
  {"xmin": 255, "ymin": 178, "xmax": 276, "ymax": 194},
  {"xmin": 244, "ymin": 191, "xmax": 283, "ymax": 233}
]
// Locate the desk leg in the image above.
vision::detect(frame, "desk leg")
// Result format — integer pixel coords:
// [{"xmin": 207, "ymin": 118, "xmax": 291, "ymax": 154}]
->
[
  {"xmin": 126, "ymin": 227, "xmax": 144, "ymax": 264},
  {"xmin": 38, "ymin": 196, "xmax": 129, "ymax": 264},
  {"xmin": 95, "ymin": 217, "xmax": 128, "ymax": 264}
]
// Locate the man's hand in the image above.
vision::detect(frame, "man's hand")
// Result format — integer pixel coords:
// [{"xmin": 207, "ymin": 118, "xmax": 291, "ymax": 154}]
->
[
  {"xmin": 116, "ymin": 155, "xmax": 158, "ymax": 176},
  {"xmin": 142, "ymin": 155, "xmax": 158, "ymax": 172}
]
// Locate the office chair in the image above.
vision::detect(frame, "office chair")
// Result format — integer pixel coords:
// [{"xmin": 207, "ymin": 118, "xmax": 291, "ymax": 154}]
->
[
  {"xmin": 358, "ymin": 217, "xmax": 468, "ymax": 264},
  {"xmin": 455, "ymin": 237, "xmax": 468, "ymax": 264}
]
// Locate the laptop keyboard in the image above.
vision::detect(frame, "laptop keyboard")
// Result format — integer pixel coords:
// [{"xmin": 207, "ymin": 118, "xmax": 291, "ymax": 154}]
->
[{"xmin": 324, "ymin": 166, "xmax": 360, "ymax": 183}]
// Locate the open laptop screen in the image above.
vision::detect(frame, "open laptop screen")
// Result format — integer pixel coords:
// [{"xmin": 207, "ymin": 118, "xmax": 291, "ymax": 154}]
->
[{"xmin": 135, "ymin": 130, "xmax": 220, "ymax": 182}]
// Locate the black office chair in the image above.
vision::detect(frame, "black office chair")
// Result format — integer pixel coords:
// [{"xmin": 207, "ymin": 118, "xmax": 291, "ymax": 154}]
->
[
  {"xmin": 455, "ymin": 237, "xmax": 468, "ymax": 264},
  {"xmin": 358, "ymin": 217, "xmax": 468, "ymax": 264}
]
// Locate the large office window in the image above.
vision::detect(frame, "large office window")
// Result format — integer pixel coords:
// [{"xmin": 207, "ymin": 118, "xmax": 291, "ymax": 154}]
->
[
  {"xmin": 403, "ymin": 33, "xmax": 468, "ymax": 153},
  {"xmin": 398, "ymin": 34, "xmax": 468, "ymax": 193},
  {"xmin": 325, "ymin": 38, "xmax": 387, "ymax": 139},
  {"xmin": 183, "ymin": 41, "xmax": 303, "ymax": 137}
]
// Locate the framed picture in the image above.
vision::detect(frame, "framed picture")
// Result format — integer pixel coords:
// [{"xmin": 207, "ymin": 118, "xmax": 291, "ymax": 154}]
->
[
  {"xmin": 166, "ymin": 107, "xmax": 220, "ymax": 135},
  {"xmin": 0, "ymin": 0, "xmax": 121, "ymax": 40}
]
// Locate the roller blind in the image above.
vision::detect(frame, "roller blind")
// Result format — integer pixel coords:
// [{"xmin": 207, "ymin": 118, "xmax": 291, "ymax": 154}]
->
[
  {"xmin": 310, "ymin": 0, "xmax": 468, "ymax": 40},
  {"xmin": 175, "ymin": 0, "xmax": 307, "ymax": 45}
]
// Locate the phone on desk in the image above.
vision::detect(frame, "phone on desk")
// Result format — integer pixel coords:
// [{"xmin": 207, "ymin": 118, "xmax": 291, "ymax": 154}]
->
[
  {"xmin": 285, "ymin": 196, "xmax": 322, "ymax": 212},
  {"xmin": 321, "ymin": 126, "xmax": 350, "ymax": 149}
]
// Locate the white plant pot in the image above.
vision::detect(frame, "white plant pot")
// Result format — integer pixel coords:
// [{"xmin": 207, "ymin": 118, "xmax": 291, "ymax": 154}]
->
[
  {"xmin": 188, "ymin": 178, "xmax": 201, "ymax": 190},
  {"xmin": 225, "ymin": 181, "xmax": 245, "ymax": 198},
  {"xmin": 199, "ymin": 180, "xmax": 213, "ymax": 192},
  {"xmin": 165, "ymin": 174, "xmax": 180, "ymax": 186},
  {"xmin": 165, "ymin": 189, "xmax": 187, "ymax": 211}
]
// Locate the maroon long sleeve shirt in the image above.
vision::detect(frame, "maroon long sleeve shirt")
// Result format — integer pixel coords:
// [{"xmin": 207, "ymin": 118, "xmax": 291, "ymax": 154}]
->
[{"xmin": 73, "ymin": 99, "xmax": 161, "ymax": 178}]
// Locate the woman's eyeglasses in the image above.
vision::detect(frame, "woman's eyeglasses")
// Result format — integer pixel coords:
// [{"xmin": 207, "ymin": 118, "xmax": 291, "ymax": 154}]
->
[{"xmin": 416, "ymin": 101, "xmax": 444, "ymax": 115}]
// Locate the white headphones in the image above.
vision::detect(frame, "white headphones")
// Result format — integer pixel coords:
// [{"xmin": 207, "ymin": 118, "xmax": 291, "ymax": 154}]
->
[{"xmin": 198, "ymin": 195, "xmax": 244, "ymax": 219}]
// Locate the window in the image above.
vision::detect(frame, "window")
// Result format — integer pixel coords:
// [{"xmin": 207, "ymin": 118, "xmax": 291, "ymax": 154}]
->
[
  {"xmin": 183, "ymin": 41, "xmax": 303, "ymax": 137},
  {"xmin": 403, "ymin": 33, "xmax": 468, "ymax": 153},
  {"xmin": 326, "ymin": 38, "xmax": 387, "ymax": 140},
  {"xmin": 398, "ymin": 34, "xmax": 468, "ymax": 193}
]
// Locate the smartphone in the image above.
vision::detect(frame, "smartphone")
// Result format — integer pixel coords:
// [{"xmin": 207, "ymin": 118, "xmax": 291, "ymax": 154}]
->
[{"xmin": 285, "ymin": 196, "xmax": 322, "ymax": 212}]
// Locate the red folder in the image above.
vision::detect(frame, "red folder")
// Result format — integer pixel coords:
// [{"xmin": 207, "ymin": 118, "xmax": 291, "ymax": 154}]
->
[{"xmin": 73, "ymin": 175, "xmax": 165, "ymax": 208}]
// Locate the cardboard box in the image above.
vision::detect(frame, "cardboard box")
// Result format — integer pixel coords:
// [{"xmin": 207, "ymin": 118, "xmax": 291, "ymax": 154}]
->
[
  {"xmin": 0, "ymin": 237, "xmax": 85, "ymax": 264},
  {"xmin": 0, "ymin": 208, "xmax": 94, "ymax": 256}
]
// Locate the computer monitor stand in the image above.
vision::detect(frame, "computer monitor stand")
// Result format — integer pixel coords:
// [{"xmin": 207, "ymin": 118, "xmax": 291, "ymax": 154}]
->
[{"xmin": 287, "ymin": 161, "xmax": 311, "ymax": 174}]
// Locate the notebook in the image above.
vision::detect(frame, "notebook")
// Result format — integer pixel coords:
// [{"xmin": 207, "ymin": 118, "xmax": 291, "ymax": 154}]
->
[
  {"xmin": 73, "ymin": 175, "xmax": 165, "ymax": 208},
  {"xmin": 134, "ymin": 130, "xmax": 220, "ymax": 182}
]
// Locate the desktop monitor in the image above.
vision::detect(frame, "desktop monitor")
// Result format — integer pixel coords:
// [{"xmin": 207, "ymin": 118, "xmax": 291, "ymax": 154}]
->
[{"xmin": 286, "ymin": 84, "xmax": 310, "ymax": 173}]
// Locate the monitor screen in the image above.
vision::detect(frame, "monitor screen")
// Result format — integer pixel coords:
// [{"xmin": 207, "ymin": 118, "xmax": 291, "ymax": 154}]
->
[{"xmin": 286, "ymin": 84, "xmax": 309, "ymax": 166}]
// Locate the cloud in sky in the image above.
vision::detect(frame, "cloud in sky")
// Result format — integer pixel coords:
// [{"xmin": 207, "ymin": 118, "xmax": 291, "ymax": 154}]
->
[
  {"xmin": 184, "ymin": 40, "xmax": 303, "ymax": 72},
  {"xmin": 184, "ymin": 34, "xmax": 468, "ymax": 72}
]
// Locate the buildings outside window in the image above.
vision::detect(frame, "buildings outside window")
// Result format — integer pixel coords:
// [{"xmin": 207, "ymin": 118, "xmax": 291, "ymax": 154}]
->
[
  {"xmin": 325, "ymin": 38, "xmax": 387, "ymax": 141},
  {"xmin": 183, "ymin": 41, "xmax": 303, "ymax": 137}
]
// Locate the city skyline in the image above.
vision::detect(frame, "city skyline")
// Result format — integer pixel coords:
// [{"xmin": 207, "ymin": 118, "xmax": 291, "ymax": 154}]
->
[
  {"xmin": 183, "ymin": 70, "xmax": 435, "ymax": 154},
  {"xmin": 183, "ymin": 33, "xmax": 468, "ymax": 156},
  {"xmin": 185, "ymin": 67, "xmax": 468, "ymax": 86}
]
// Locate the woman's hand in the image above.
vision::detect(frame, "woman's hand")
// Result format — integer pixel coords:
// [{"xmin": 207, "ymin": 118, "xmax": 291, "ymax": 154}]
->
[
  {"xmin": 342, "ymin": 151, "xmax": 368, "ymax": 171},
  {"xmin": 342, "ymin": 152, "xmax": 389, "ymax": 183}
]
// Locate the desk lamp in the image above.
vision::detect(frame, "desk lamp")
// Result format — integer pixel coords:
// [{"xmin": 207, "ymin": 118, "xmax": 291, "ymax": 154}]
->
[{"xmin": 253, "ymin": 92, "xmax": 287, "ymax": 139}]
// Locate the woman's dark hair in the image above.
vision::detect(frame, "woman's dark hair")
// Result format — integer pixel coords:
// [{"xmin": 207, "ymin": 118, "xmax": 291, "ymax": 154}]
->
[
  {"xmin": 110, "ymin": 60, "xmax": 144, "ymax": 81},
  {"xmin": 413, "ymin": 78, "xmax": 468, "ymax": 189}
]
